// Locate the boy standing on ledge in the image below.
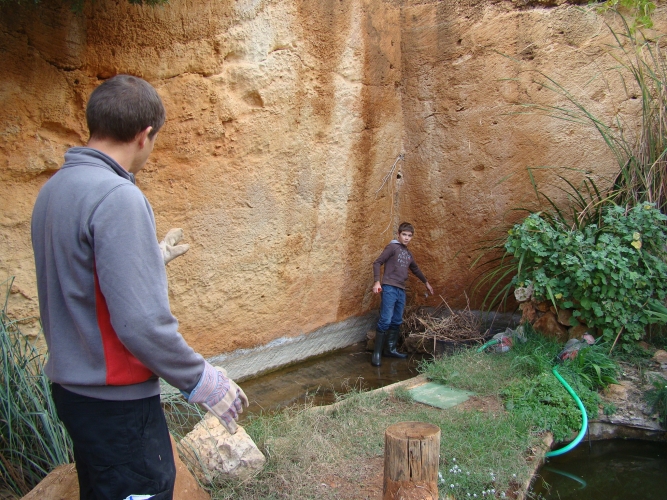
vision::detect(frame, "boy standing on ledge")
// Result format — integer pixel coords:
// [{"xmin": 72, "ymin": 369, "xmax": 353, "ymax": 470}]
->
[{"xmin": 372, "ymin": 222, "xmax": 434, "ymax": 366}]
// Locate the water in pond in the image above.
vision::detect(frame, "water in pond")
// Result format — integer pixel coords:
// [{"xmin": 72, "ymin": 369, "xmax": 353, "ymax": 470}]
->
[
  {"xmin": 237, "ymin": 341, "xmax": 429, "ymax": 420},
  {"xmin": 530, "ymin": 439, "xmax": 667, "ymax": 500}
]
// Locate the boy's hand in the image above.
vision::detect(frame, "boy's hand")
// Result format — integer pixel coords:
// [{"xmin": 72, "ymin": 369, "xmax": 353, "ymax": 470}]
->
[
  {"xmin": 425, "ymin": 282, "xmax": 434, "ymax": 295},
  {"xmin": 373, "ymin": 281, "xmax": 382, "ymax": 294}
]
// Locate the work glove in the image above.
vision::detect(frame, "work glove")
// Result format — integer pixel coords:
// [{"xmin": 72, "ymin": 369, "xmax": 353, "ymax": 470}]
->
[
  {"xmin": 159, "ymin": 228, "xmax": 190, "ymax": 265},
  {"xmin": 185, "ymin": 361, "xmax": 249, "ymax": 434}
]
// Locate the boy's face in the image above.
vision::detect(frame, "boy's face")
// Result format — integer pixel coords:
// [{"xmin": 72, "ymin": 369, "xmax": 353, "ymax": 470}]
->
[{"xmin": 398, "ymin": 230, "xmax": 413, "ymax": 246}]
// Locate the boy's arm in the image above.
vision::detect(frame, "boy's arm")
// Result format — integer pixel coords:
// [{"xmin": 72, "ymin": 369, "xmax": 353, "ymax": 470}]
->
[{"xmin": 409, "ymin": 260, "xmax": 434, "ymax": 295}]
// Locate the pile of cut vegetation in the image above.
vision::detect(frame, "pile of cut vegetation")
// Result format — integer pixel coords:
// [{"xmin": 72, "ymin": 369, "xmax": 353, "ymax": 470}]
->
[{"xmin": 403, "ymin": 296, "xmax": 489, "ymax": 354}]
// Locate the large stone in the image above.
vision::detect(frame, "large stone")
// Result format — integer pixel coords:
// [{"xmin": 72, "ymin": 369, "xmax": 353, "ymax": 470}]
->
[
  {"xmin": 519, "ymin": 301, "xmax": 537, "ymax": 324},
  {"xmin": 533, "ymin": 311, "xmax": 568, "ymax": 342},
  {"xmin": 21, "ymin": 463, "xmax": 78, "ymax": 500},
  {"xmin": 556, "ymin": 308, "xmax": 573, "ymax": 327},
  {"xmin": 514, "ymin": 284, "xmax": 533, "ymax": 303},
  {"xmin": 180, "ymin": 415, "xmax": 266, "ymax": 484},
  {"xmin": 652, "ymin": 349, "xmax": 667, "ymax": 365},
  {"xmin": 21, "ymin": 436, "xmax": 210, "ymax": 500},
  {"xmin": 568, "ymin": 323, "xmax": 590, "ymax": 340}
]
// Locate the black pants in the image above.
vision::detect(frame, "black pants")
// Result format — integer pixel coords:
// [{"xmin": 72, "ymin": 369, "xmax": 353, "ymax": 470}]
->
[{"xmin": 52, "ymin": 384, "xmax": 176, "ymax": 500}]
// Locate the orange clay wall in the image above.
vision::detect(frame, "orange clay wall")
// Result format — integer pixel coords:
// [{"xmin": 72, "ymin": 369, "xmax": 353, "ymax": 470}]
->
[{"xmin": 1, "ymin": 0, "xmax": 660, "ymax": 356}]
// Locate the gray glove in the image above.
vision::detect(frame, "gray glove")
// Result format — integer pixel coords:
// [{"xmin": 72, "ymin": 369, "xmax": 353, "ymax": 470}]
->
[
  {"xmin": 159, "ymin": 228, "xmax": 190, "ymax": 265},
  {"xmin": 186, "ymin": 361, "xmax": 249, "ymax": 434}
]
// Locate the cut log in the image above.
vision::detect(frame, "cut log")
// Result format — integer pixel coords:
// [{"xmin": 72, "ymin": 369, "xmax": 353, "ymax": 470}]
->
[{"xmin": 383, "ymin": 421, "xmax": 441, "ymax": 500}]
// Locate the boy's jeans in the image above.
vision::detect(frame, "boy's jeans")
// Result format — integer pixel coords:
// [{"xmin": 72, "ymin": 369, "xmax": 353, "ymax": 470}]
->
[{"xmin": 377, "ymin": 284, "xmax": 406, "ymax": 332}]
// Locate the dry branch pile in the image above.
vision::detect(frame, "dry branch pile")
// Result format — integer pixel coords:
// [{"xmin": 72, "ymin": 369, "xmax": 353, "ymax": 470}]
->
[{"xmin": 403, "ymin": 296, "xmax": 489, "ymax": 353}]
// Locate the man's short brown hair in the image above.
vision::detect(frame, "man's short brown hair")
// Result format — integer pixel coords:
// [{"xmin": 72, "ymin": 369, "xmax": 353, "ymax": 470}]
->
[
  {"xmin": 398, "ymin": 222, "xmax": 414, "ymax": 234},
  {"xmin": 86, "ymin": 75, "xmax": 165, "ymax": 143}
]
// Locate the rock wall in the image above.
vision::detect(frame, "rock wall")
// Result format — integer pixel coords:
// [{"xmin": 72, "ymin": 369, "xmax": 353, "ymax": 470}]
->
[{"xmin": 0, "ymin": 0, "xmax": 661, "ymax": 357}]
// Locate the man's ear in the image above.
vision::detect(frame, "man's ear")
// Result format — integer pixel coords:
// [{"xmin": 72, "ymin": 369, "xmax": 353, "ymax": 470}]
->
[{"xmin": 137, "ymin": 126, "xmax": 154, "ymax": 148}]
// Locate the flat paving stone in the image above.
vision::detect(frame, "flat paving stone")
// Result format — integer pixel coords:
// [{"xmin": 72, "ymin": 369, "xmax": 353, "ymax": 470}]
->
[{"xmin": 408, "ymin": 382, "xmax": 475, "ymax": 410}]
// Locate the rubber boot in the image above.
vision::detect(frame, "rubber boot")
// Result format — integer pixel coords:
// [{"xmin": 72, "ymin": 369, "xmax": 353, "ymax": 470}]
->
[
  {"xmin": 372, "ymin": 330, "xmax": 386, "ymax": 366},
  {"xmin": 384, "ymin": 327, "xmax": 407, "ymax": 359}
]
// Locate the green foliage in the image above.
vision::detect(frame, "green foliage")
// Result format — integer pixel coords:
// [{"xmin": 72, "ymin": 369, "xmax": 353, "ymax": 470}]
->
[
  {"xmin": 502, "ymin": 371, "xmax": 599, "ymax": 442},
  {"xmin": 0, "ymin": 279, "xmax": 72, "ymax": 497},
  {"xmin": 424, "ymin": 330, "xmax": 617, "ymax": 445},
  {"xmin": 509, "ymin": 331, "xmax": 562, "ymax": 377},
  {"xmin": 560, "ymin": 343, "xmax": 620, "ymax": 391},
  {"xmin": 644, "ymin": 375, "xmax": 667, "ymax": 426},
  {"xmin": 600, "ymin": 0, "xmax": 656, "ymax": 31},
  {"xmin": 603, "ymin": 401, "xmax": 617, "ymax": 416},
  {"xmin": 420, "ymin": 344, "xmax": 517, "ymax": 396},
  {"xmin": 505, "ymin": 203, "xmax": 667, "ymax": 343}
]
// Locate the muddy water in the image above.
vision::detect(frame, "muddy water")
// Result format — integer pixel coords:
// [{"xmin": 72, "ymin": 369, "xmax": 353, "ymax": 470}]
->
[
  {"xmin": 238, "ymin": 342, "xmax": 429, "ymax": 420},
  {"xmin": 530, "ymin": 439, "xmax": 667, "ymax": 500}
]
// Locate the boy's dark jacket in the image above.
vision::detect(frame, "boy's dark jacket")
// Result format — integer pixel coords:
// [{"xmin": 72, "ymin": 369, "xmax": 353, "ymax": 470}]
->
[{"xmin": 373, "ymin": 240, "xmax": 427, "ymax": 289}]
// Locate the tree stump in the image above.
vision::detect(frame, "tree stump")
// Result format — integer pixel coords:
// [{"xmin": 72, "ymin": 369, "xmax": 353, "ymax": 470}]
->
[{"xmin": 383, "ymin": 421, "xmax": 441, "ymax": 500}]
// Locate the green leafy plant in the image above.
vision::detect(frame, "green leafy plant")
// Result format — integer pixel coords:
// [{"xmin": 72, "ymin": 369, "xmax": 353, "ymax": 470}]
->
[
  {"xmin": 603, "ymin": 401, "xmax": 618, "ymax": 416},
  {"xmin": 644, "ymin": 375, "xmax": 667, "ymax": 426},
  {"xmin": 505, "ymin": 203, "xmax": 667, "ymax": 345},
  {"xmin": 600, "ymin": 0, "xmax": 657, "ymax": 31},
  {"xmin": 560, "ymin": 343, "xmax": 620, "ymax": 391},
  {"xmin": 502, "ymin": 371, "xmax": 600, "ymax": 442},
  {"xmin": 0, "ymin": 279, "xmax": 72, "ymax": 497}
]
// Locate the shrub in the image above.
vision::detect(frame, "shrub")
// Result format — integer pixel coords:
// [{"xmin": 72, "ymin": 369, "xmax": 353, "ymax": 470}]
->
[
  {"xmin": 505, "ymin": 203, "xmax": 667, "ymax": 345},
  {"xmin": 644, "ymin": 375, "xmax": 667, "ymax": 426}
]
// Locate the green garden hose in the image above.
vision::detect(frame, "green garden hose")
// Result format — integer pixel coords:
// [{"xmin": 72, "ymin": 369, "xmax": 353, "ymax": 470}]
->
[
  {"xmin": 544, "ymin": 365, "xmax": 588, "ymax": 458},
  {"xmin": 476, "ymin": 338, "xmax": 500, "ymax": 352},
  {"xmin": 477, "ymin": 339, "xmax": 588, "ymax": 458}
]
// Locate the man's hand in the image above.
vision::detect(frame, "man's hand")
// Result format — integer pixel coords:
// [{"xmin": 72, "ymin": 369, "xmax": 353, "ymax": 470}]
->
[
  {"xmin": 186, "ymin": 361, "xmax": 249, "ymax": 434},
  {"xmin": 425, "ymin": 282, "xmax": 434, "ymax": 295},
  {"xmin": 159, "ymin": 228, "xmax": 190, "ymax": 265},
  {"xmin": 373, "ymin": 281, "xmax": 382, "ymax": 294}
]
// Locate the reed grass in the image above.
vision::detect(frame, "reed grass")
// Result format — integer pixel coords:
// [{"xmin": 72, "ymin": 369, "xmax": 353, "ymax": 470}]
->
[
  {"xmin": 0, "ymin": 278, "xmax": 72, "ymax": 498},
  {"xmin": 471, "ymin": 12, "xmax": 667, "ymax": 319}
]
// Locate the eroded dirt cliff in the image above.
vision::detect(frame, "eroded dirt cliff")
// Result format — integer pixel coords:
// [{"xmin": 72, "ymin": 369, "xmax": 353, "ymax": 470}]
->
[{"xmin": 0, "ymin": 0, "xmax": 660, "ymax": 356}]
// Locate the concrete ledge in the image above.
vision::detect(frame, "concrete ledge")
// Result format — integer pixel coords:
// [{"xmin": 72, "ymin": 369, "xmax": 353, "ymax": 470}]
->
[{"xmin": 208, "ymin": 313, "xmax": 376, "ymax": 381}]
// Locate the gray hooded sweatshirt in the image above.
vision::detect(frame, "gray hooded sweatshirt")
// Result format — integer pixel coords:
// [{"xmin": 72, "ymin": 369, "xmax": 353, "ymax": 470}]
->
[{"xmin": 31, "ymin": 147, "xmax": 204, "ymax": 400}]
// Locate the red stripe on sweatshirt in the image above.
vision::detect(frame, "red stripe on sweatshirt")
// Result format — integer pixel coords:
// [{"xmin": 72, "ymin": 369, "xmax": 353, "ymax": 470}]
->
[{"xmin": 94, "ymin": 266, "xmax": 154, "ymax": 385}]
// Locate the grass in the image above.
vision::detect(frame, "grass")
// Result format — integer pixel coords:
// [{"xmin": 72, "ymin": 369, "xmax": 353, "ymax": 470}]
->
[
  {"xmin": 422, "ymin": 326, "xmax": 618, "ymax": 443},
  {"xmin": 197, "ymin": 390, "xmax": 539, "ymax": 500},
  {"xmin": 186, "ymin": 327, "xmax": 621, "ymax": 499},
  {"xmin": 0, "ymin": 279, "xmax": 72, "ymax": 498}
]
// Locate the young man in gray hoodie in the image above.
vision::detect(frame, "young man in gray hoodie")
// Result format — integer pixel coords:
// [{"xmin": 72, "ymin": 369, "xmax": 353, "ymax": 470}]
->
[
  {"xmin": 371, "ymin": 222, "xmax": 433, "ymax": 366},
  {"xmin": 31, "ymin": 75, "xmax": 246, "ymax": 500}
]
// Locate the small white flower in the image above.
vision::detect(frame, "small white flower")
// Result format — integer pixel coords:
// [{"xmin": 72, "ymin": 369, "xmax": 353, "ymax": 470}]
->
[
  {"xmin": 491, "ymin": 489, "xmax": 495, "ymax": 494},
  {"xmin": 474, "ymin": 495, "xmax": 477, "ymax": 498},
  {"xmin": 450, "ymin": 484, "xmax": 455, "ymax": 488},
  {"xmin": 467, "ymin": 472, "xmax": 470, "ymax": 475},
  {"xmin": 512, "ymin": 474, "xmax": 516, "ymax": 477},
  {"xmin": 453, "ymin": 458, "xmax": 457, "ymax": 462}
]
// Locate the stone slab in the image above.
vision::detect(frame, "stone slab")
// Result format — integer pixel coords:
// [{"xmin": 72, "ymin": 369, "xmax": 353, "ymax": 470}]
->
[{"xmin": 408, "ymin": 382, "xmax": 475, "ymax": 410}]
